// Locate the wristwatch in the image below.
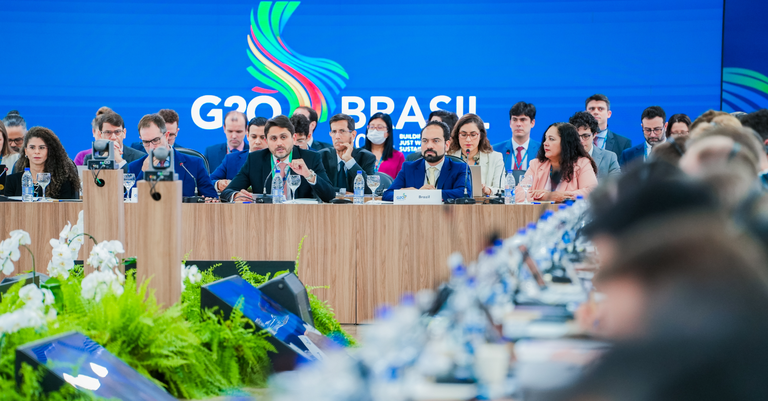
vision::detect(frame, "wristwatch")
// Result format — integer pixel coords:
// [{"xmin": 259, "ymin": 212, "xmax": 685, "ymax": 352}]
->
[{"xmin": 307, "ymin": 169, "xmax": 317, "ymax": 183}]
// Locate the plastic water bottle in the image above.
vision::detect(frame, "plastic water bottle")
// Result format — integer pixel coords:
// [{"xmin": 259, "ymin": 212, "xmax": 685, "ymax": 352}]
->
[
  {"xmin": 504, "ymin": 171, "xmax": 516, "ymax": 204},
  {"xmin": 272, "ymin": 169, "xmax": 284, "ymax": 204},
  {"xmin": 353, "ymin": 171, "xmax": 365, "ymax": 204},
  {"xmin": 22, "ymin": 168, "xmax": 34, "ymax": 202}
]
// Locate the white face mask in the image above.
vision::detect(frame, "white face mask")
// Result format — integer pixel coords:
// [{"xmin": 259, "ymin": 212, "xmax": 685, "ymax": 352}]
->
[{"xmin": 366, "ymin": 130, "xmax": 387, "ymax": 145}]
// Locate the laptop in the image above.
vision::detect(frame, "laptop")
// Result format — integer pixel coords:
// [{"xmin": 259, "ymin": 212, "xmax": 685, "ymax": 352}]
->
[
  {"xmin": 0, "ymin": 164, "xmax": 6, "ymax": 193},
  {"xmin": 469, "ymin": 165, "xmax": 483, "ymax": 197}
]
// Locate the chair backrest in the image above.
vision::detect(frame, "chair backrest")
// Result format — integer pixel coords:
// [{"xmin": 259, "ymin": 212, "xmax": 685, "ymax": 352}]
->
[
  {"xmin": 374, "ymin": 172, "xmax": 393, "ymax": 196},
  {"xmin": 176, "ymin": 147, "xmax": 210, "ymax": 173}
]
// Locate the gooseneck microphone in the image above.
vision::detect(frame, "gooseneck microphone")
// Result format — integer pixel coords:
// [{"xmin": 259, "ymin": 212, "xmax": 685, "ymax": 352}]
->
[
  {"xmin": 455, "ymin": 148, "xmax": 476, "ymax": 205},
  {"xmin": 179, "ymin": 162, "xmax": 197, "ymax": 196},
  {"xmin": 506, "ymin": 149, "xmax": 511, "ymax": 170}
]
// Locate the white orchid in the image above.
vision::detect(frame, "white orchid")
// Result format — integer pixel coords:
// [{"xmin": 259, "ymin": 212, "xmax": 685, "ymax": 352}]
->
[
  {"xmin": 181, "ymin": 264, "xmax": 202, "ymax": 291},
  {"xmin": 81, "ymin": 269, "xmax": 124, "ymax": 302},
  {"xmin": 9, "ymin": 230, "xmax": 31, "ymax": 246},
  {"xmin": 87, "ymin": 240, "xmax": 125, "ymax": 273},
  {"xmin": 19, "ymin": 284, "xmax": 44, "ymax": 308},
  {"xmin": 0, "ymin": 230, "xmax": 31, "ymax": 276},
  {"xmin": 47, "ymin": 218, "xmax": 84, "ymax": 279},
  {"xmin": 0, "ymin": 284, "xmax": 58, "ymax": 335}
]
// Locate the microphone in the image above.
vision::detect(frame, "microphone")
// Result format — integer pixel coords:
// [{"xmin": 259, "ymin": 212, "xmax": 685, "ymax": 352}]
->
[
  {"xmin": 506, "ymin": 149, "xmax": 511, "ymax": 171},
  {"xmin": 263, "ymin": 168, "xmax": 276, "ymax": 196},
  {"xmin": 455, "ymin": 148, "xmax": 476, "ymax": 204},
  {"xmin": 179, "ymin": 162, "xmax": 197, "ymax": 196},
  {"xmin": 489, "ymin": 168, "xmax": 506, "ymax": 204}
]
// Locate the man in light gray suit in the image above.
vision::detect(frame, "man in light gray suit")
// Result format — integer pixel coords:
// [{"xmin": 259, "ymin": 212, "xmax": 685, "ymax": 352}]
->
[{"xmin": 569, "ymin": 111, "xmax": 621, "ymax": 180}]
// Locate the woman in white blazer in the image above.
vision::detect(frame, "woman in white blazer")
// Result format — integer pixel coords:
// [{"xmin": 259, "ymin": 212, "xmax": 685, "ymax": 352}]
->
[{"xmin": 448, "ymin": 113, "xmax": 505, "ymax": 195}]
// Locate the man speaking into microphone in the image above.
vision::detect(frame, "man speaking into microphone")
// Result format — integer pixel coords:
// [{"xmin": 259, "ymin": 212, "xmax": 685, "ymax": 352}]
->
[{"xmin": 221, "ymin": 115, "xmax": 335, "ymax": 203}]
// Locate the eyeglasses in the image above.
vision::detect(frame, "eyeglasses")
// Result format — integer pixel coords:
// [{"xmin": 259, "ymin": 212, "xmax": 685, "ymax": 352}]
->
[
  {"xmin": 368, "ymin": 125, "xmax": 387, "ymax": 131},
  {"xmin": 141, "ymin": 137, "xmax": 162, "ymax": 146},
  {"xmin": 579, "ymin": 134, "xmax": 593, "ymax": 140},
  {"xmin": 330, "ymin": 129, "xmax": 351, "ymax": 136},
  {"xmin": 168, "ymin": 133, "xmax": 177, "ymax": 139},
  {"xmin": 643, "ymin": 127, "xmax": 664, "ymax": 135},
  {"xmin": 8, "ymin": 138, "xmax": 24, "ymax": 144},
  {"xmin": 100, "ymin": 129, "xmax": 124, "ymax": 138},
  {"xmin": 459, "ymin": 132, "xmax": 480, "ymax": 139}
]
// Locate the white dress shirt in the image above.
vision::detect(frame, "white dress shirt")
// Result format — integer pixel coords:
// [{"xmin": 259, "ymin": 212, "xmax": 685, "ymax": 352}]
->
[{"xmin": 512, "ymin": 138, "xmax": 530, "ymax": 169}]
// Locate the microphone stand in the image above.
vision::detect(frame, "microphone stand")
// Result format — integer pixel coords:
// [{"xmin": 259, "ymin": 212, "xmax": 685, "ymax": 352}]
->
[
  {"xmin": 489, "ymin": 168, "xmax": 506, "ymax": 204},
  {"xmin": 454, "ymin": 148, "xmax": 476, "ymax": 205},
  {"xmin": 180, "ymin": 162, "xmax": 205, "ymax": 203}
]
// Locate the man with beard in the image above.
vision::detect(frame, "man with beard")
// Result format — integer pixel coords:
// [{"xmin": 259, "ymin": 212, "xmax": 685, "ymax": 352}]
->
[
  {"xmin": 382, "ymin": 120, "xmax": 469, "ymax": 201},
  {"xmin": 620, "ymin": 106, "xmax": 667, "ymax": 167}
]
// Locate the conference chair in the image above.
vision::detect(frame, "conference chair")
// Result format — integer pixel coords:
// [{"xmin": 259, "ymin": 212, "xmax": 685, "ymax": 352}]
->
[
  {"xmin": 176, "ymin": 147, "xmax": 210, "ymax": 173},
  {"xmin": 374, "ymin": 172, "xmax": 393, "ymax": 196}
]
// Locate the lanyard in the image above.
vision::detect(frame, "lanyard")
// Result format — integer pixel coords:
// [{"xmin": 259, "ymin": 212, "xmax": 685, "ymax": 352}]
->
[
  {"xmin": 271, "ymin": 152, "xmax": 293, "ymax": 173},
  {"xmin": 374, "ymin": 158, "xmax": 383, "ymax": 173}
]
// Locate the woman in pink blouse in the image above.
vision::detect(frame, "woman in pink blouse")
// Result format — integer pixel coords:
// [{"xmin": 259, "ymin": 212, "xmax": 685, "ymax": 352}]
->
[
  {"xmin": 364, "ymin": 112, "xmax": 404, "ymax": 179},
  {"xmin": 517, "ymin": 122, "xmax": 598, "ymax": 203}
]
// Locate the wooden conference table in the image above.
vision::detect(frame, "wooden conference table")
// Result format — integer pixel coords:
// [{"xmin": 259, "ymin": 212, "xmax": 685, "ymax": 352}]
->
[{"xmin": 0, "ymin": 202, "xmax": 553, "ymax": 323}]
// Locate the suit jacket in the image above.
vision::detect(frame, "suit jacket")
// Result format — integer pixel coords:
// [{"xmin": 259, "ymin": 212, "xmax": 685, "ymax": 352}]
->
[
  {"xmin": 318, "ymin": 147, "xmax": 376, "ymax": 194},
  {"xmin": 449, "ymin": 150, "xmax": 506, "ymax": 194},
  {"xmin": 591, "ymin": 146, "xmax": 621, "ymax": 179},
  {"xmin": 84, "ymin": 145, "xmax": 146, "ymax": 172},
  {"xmin": 220, "ymin": 146, "xmax": 335, "ymax": 202},
  {"xmin": 210, "ymin": 149, "xmax": 249, "ymax": 182},
  {"xmin": 603, "ymin": 130, "xmax": 632, "ymax": 158},
  {"xmin": 619, "ymin": 143, "xmax": 646, "ymax": 168},
  {"xmin": 492, "ymin": 138, "xmax": 542, "ymax": 171},
  {"xmin": 205, "ymin": 141, "xmax": 249, "ymax": 174},
  {"xmin": 382, "ymin": 157, "xmax": 470, "ymax": 202},
  {"xmin": 516, "ymin": 157, "xmax": 598, "ymax": 202},
  {"xmin": 127, "ymin": 150, "xmax": 218, "ymax": 198},
  {"xmin": 310, "ymin": 139, "xmax": 333, "ymax": 151}
]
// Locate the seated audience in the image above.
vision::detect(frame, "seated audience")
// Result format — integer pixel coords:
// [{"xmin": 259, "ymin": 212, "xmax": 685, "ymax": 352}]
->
[
  {"xmin": 383, "ymin": 121, "xmax": 469, "ymax": 202},
  {"xmin": 127, "ymin": 114, "xmax": 217, "ymax": 198},
  {"xmin": 650, "ymin": 136, "xmax": 687, "ymax": 166},
  {"xmin": 5, "ymin": 127, "xmax": 80, "ymax": 199},
  {"xmin": 319, "ymin": 113, "xmax": 376, "ymax": 193},
  {"xmin": 290, "ymin": 114, "xmax": 312, "ymax": 150},
  {"xmin": 406, "ymin": 110, "xmax": 459, "ymax": 162},
  {"xmin": 517, "ymin": 122, "xmax": 597, "ymax": 202},
  {"xmin": 620, "ymin": 106, "xmax": 667, "ymax": 167},
  {"xmin": 364, "ymin": 112, "xmax": 405, "ymax": 178},
  {"xmin": 448, "ymin": 113, "xmax": 504, "ymax": 195},
  {"xmin": 211, "ymin": 117, "xmax": 268, "ymax": 192},
  {"xmin": 666, "ymin": 113, "xmax": 691, "ymax": 139},
  {"xmin": 84, "ymin": 112, "xmax": 146, "ymax": 171},
  {"xmin": 585, "ymin": 94, "xmax": 632, "ymax": 158},
  {"xmin": 3, "ymin": 110, "xmax": 27, "ymax": 155},
  {"xmin": 205, "ymin": 111, "xmax": 248, "ymax": 173},
  {"xmin": 221, "ymin": 115, "xmax": 334, "ymax": 202},
  {"xmin": 0, "ymin": 121, "xmax": 20, "ymax": 173},
  {"xmin": 293, "ymin": 106, "xmax": 333, "ymax": 151},
  {"xmin": 569, "ymin": 111, "xmax": 621, "ymax": 179},
  {"xmin": 493, "ymin": 101, "xmax": 541, "ymax": 171},
  {"xmin": 74, "ymin": 106, "xmax": 113, "ymax": 165}
]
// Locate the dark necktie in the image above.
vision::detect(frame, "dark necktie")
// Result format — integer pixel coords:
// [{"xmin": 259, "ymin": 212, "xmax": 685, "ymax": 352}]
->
[{"xmin": 337, "ymin": 161, "xmax": 347, "ymax": 189}]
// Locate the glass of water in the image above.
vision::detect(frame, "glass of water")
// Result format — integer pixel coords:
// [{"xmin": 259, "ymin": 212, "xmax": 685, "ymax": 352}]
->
[
  {"xmin": 123, "ymin": 173, "xmax": 136, "ymax": 201},
  {"xmin": 367, "ymin": 175, "xmax": 380, "ymax": 203},
  {"xmin": 287, "ymin": 174, "xmax": 301, "ymax": 202},
  {"xmin": 520, "ymin": 175, "xmax": 532, "ymax": 204},
  {"xmin": 37, "ymin": 173, "xmax": 51, "ymax": 202}
]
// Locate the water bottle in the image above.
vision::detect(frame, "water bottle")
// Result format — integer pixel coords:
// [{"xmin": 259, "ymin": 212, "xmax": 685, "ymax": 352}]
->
[
  {"xmin": 353, "ymin": 171, "xmax": 365, "ymax": 204},
  {"xmin": 22, "ymin": 168, "xmax": 34, "ymax": 202},
  {"xmin": 272, "ymin": 169, "xmax": 284, "ymax": 204},
  {"xmin": 504, "ymin": 171, "xmax": 516, "ymax": 204}
]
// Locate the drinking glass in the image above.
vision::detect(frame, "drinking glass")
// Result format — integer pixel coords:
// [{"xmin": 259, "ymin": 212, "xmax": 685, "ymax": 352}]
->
[
  {"xmin": 367, "ymin": 175, "xmax": 380, "ymax": 203},
  {"xmin": 287, "ymin": 174, "xmax": 302, "ymax": 202},
  {"xmin": 123, "ymin": 173, "xmax": 136, "ymax": 201},
  {"xmin": 520, "ymin": 175, "xmax": 532, "ymax": 204},
  {"xmin": 37, "ymin": 173, "xmax": 51, "ymax": 202}
]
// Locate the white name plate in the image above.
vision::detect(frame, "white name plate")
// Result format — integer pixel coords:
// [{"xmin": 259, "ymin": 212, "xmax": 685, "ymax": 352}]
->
[{"xmin": 393, "ymin": 189, "xmax": 443, "ymax": 205}]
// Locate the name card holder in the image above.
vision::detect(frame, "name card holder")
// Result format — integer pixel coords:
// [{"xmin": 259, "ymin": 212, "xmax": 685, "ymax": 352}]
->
[{"xmin": 393, "ymin": 189, "xmax": 442, "ymax": 205}]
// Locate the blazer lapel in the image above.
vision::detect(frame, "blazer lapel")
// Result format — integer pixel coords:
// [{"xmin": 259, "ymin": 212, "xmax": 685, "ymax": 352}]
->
[{"xmin": 604, "ymin": 131, "xmax": 616, "ymax": 153}]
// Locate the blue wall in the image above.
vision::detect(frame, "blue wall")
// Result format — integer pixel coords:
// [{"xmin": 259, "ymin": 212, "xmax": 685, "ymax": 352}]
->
[{"xmin": 0, "ymin": 0, "xmax": 724, "ymax": 160}]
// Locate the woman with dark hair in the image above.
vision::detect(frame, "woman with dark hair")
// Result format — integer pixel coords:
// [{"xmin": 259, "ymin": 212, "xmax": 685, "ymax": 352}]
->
[
  {"xmin": 5, "ymin": 127, "xmax": 81, "ymax": 199},
  {"xmin": 517, "ymin": 122, "xmax": 597, "ymax": 202},
  {"xmin": 364, "ymin": 112, "xmax": 405, "ymax": 178},
  {"xmin": 0, "ymin": 121, "xmax": 20, "ymax": 173},
  {"xmin": 448, "ymin": 113, "xmax": 505, "ymax": 195},
  {"xmin": 667, "ymin": 113, "xmax": 692, "ymax": 139}
]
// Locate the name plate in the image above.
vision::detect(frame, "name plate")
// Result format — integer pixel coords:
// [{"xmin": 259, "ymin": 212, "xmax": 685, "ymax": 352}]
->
[{"xmin": 393, "ymin": 189, "xmax": 442, "ymax": 205}]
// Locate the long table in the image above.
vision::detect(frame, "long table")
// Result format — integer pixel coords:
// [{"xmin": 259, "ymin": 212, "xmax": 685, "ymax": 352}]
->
[{"xmin": 0, "ymin": 203, "xmax": 552, "ymax": 323}]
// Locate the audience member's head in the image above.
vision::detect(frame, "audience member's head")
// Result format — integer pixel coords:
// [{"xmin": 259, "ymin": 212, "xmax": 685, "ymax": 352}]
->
[
  {"xmin": 137, "ymin": 114, "xmax": 168, "ymax": 153},
  {"xmin": 640, "ymin": 106, "xmax": 667, "ymax": 149},
  {"xmin": 690, "ymin": 109, "xmax": 729, "ymax": 133},
  {"xmin": 293, "ymin": 106, "xmax": 318, "ymax": 138},
  {"xmin": 428, "ymin": 110, "xmax": 459, "ymax": 133},
  {"xmin": 15, "ymin": 126, "xmax": 81, "ymax": 198},
  {"xmin": 0, "ymin": 121, "xmax": 10, "ymax": 158},
  {"xmin": 364, "ymin": 112, "xmax": 395, "ymax": 160},
  {"xmin": 3, "ymin": 110, "xmax": 27, "ymax": 154},
  {"xmin": 585, "ymin": 94, "xmax": 612, "ymax": 131},
  {"xmin": 328, "ymin": 113, "xmax": 356, "ymax": 156},
  {"xmin": 740, "ymin": 109, "xmax": 768, "ymax": 145},
  {"xmin": 97, "ymin": 112, "xmax": 126, "ymax": 147},
  {"xmin": 158, "ymin": 109, "xmax": 180, "ymax": 147},
  {"xmin": 290, "ymin": 114, "xmax": 311, "ymax": 150},
  {"xmin": 448, "ymin": 113, "xmax": 493, "ymax": 156},
  {"xmin": 420, "ymin": 121, "xmax": 450, "ymax": 164},
  {"xmin": 264, "ymin": 115, "xmax": 295, "ymax": 161},
  {"xmin": 222, "ymin": 110, "xmax": 247, "ymax": 151},
  {"xmin": 509, "ymin": 101, "xmax": 536, "ymax": 144},
  {"xmin": 666, "ymin": 113, "xmax": 691, "ymax": 139},
  {"xmin": 685, "ymin": 125, "xmax": 767, "ymax": 171},
  {"xmin": 248, "ymin": 117, "xmax": 268, "ymax": 152},
  {"xmin": 731, "ymin": 110, "xmax": 748, "ymax": 122},
  {"xmin": 650, "ymin": 136, "xmax": 687, "ymax": 166},
  {"xmin": 536, "ymin": 122, "xmax": 596, "ymax": 183},
  {"xmin": 568, "ymin": 111, "xmax": 600, "ymax": 153}
]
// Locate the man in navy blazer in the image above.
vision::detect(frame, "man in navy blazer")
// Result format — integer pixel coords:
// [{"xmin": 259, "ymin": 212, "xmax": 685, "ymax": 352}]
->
[
  {"xmin": 586, "ymin": 94, "xmax": 632, "ymax": 158},
  {"xmin": 493, "ymin": 102, "xmax": 541, "ymax": 171},
  {"xmin": 620, "ymin": 106, "xmax": 668, "ymax": 168},
  {"xmin": 383, "ymin": 121, "xmax": 469, "ymax": 202},
  {"xmin": 127, "ymin": 114, "xmax": 217, "ymax": 199},
  {"xmin": 205, "ymin": 111, "xmax": 249, "ymax": 174}
]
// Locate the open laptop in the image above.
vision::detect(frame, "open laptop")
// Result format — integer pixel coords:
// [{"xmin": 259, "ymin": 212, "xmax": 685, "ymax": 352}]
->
[{"xmin": 469, "ymin": 165, "xmax": 483, "ymax": 197}]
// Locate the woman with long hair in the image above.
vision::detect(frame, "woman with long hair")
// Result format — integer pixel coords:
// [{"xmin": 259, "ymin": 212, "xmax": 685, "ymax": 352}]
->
[
  {"xmin": 0, "ymin": 121, "xmax": 20, "ymax": 174},
  {"xmin": 5, "ymin": 127, "xmax": 81, "ymax": 199},
  {"xmin": 517, "ymin": 122, "xmax": 598, "ymax": 203},
  {"xmin": 363, "ymin": 112, "xmax": 405, "ymax": 178},
  {"xmin": 447, "ymin": 113, "xmax": 505, "ymax": 195}
]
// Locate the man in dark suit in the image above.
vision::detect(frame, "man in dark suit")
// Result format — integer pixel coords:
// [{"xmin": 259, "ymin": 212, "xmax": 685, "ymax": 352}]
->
[
  {"xmin": 221, "ymin": 115, "xmax": 334, "ymax": 203},
  {"xmin": 620, "ymin": 106, "xmax": 667, "ymax": 168},
  {"xmin": 318, "ymin": 113, "xmax": 376, "ymax": 193},
  {"xmin": 126, "ymin": 113, "xmax": 217, "ymax": 198},
  {"xmin": 84, "ymin": 112, "xmax": 145, "ymax": 172},
  {"xmin": 493, "ymin": 102, "xmax": 542, "ymax": 171},
  {"xmin": 586, "ymin": 94, "xmax": 632, "ymax": 158},
  {"xmin": 293, "ymin": 106, "xmax": 333, "ymax": 151},
  {"xmin": 570, "ymin": 111, "xmax": 621, "ymax": 179},
  {"xmin": 383, "ymin": 121, "xmax": 469, "ymax": 201},
  {"xmin": 204, "ymin": 111, "xmax": 249, "ymax": 174}
]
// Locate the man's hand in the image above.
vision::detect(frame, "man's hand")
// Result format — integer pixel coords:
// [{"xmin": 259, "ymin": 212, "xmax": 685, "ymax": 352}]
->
[
  {"xmin": 338, "ymin": 143, "xmax": 354, "ymax": 162},
  {"xmin": 113, "ymin": 142, "xmax": 124, "ymax": 164},
  {"xmin": 402, "ymin": 187, "xmax": 417, "ymax": 190},
  {"xmin": 204, "ymin": 197, "xmax": 220, "ymax": 203},
  {"xmin": 420, "ymin": 184, "xmax": 436, "ymax": 190},
  {"xmin": 141, "ymin": 157, "xmax": 150, "ymax": 172},
  {"xmin": 216, "ymin": 179, "xmax": 231, "ymax": 192},
  {"xmin": 290, "ymin": 159, "xmax": 311, "ymax": 178},
  {"xmin": 482, "ymin": 185, "xmax": 492, "ymax": 196},
  {"xmin": 232, "ymin": 189, "xmax": 254, "ymax": 202}
]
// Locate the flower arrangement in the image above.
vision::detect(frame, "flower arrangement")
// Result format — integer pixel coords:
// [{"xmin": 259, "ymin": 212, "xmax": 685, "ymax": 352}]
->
[
  {"xmin": 46, "ymin": 210, "xmax": 85, "ymax": 280},
  {"xmin": 0, "ymin": 230, "xmax": 32, "ymax": 275},
  {"xmin": 0, "ymin": 284, "xmax": 57, "ymax": 335}
]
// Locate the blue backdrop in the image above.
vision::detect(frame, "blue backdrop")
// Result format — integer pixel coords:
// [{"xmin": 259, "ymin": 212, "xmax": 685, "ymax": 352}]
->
[
  {"xmin": 1, "ymin": 0, "xmax": 724, "ymax": 161},
  {"xmin": 721, "ymin": 0, "xmax": 768, "ymax": 112}
]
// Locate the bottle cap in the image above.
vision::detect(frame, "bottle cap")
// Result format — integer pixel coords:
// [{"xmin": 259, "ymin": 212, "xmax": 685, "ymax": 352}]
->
[
  {"xmin": 357, "ymin": 170, "xmax": 362, "ymax": 174},
  {"xmin": 25, "ymin": 168, "xmax": 30, "ymax": 171}
]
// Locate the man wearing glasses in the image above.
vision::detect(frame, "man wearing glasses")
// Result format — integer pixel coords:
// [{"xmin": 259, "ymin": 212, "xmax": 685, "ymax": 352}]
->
[
  {"xmin": 84, "ymin": 112, "xmax": 146, "ymax": 171},
  {"xmin": 620, "ymin": 106, "xmax": 667, "ymax": 168},
  {"xmin": 318, "ymin": 113, "xmax": 375, "ymax": 193},
  {"xmin": 569, "ymin": 111, "xmax": 621, "ymax": 179}
]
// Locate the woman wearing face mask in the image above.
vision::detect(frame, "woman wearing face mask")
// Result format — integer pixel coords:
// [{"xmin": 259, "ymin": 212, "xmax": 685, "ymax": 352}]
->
[
  {"xmin": 448, "ymin": 114, "xmax": 505, "ymax": 196},
  {"xmin": 517, "ymin": 122, "xmax": 597, "ymax": 203},
  {"xmin": 364, "ymin": 112, "xmax": 405, "ymax": 178}
]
